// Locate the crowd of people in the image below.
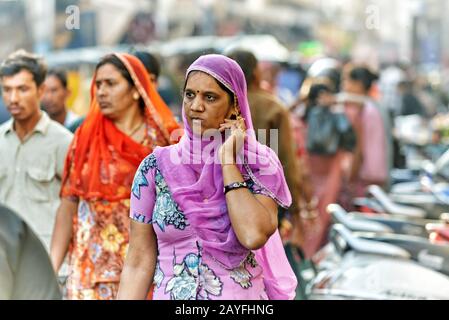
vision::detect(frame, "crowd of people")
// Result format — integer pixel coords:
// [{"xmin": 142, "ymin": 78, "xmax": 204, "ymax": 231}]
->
[{"xmin": 0, "ymin": 44, "xmax": 441, "ymax": 300}]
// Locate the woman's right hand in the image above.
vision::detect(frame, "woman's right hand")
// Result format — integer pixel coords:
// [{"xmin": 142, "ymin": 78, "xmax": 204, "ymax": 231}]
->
[{"xmin": 218, "ymin": 117, "xmax": 247, "ymax": 165}]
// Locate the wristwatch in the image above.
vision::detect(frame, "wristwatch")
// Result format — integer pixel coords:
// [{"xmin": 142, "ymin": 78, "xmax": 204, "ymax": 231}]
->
[{"xmin": 224, "ymin": 181, "xmax": 248, "ymax": 195}]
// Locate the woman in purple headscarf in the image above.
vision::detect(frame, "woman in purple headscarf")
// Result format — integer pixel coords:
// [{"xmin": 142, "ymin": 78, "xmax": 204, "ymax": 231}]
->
[{"xmin": 117, "ymin": 54, "xmax": 297, "ymax": 300}]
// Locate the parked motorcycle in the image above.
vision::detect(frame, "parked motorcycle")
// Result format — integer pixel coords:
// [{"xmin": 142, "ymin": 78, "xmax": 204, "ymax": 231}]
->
[{"xmin": 307, "ymin": 223, "xmax": 449, "ymax": 300}]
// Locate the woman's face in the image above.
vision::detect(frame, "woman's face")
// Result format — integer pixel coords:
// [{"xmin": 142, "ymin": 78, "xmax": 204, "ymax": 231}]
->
[
  {"xmin": 95, "ymin": 63, "xmax": 138, "ymax": 120},
  {"xmin": 183, "ymin": 71, "xmax": 233, "ymax": 135}
]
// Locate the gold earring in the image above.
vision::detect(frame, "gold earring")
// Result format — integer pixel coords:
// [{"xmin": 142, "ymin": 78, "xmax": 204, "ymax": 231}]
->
[
  {"xmin": 133, "ymin": 92, "xmax": 140, "ymax": 100},
  {"xmin": 233, "ymin": 96, "xmax": 242, "ymax": 118}
]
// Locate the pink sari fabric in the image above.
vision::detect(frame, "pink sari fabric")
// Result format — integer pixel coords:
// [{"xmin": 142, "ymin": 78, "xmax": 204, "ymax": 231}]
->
[
  {"xmin": 306, "ymin": 160, "xmax": 342, "ymax": 252},
  {"xmin": 359, "ymin": 100, "xmax": 388, "ymax": 184},
  {"xmin": 341, "ymin": 100, "xmax": 388, "ymax": 206},
  {"xmin": 153, "ymin": 54, "xmax": 297, "ymax": 299}
]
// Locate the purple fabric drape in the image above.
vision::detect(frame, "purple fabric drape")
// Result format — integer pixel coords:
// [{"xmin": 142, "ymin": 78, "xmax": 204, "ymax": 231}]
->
[{"xmin": 153, "ymin": 54, "xmax": 296, "ymax": 299}]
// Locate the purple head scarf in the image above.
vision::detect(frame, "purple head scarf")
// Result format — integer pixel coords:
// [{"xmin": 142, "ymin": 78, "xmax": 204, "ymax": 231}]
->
[{"xmin": 153, "ymin": 54, "xmax": 296, "ymax": 298}]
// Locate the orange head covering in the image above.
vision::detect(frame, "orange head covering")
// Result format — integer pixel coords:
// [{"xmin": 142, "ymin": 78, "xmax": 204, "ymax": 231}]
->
[{"xmin": 61, "ymin": 53, "xmax": 180, "ymax": 201}]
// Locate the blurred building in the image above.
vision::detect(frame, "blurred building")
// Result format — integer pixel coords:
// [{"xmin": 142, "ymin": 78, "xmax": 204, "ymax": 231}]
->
[
  {"xmin": 2, "ymin": 0, "xmax": 449, "ymax": 70},
  {"xmin": 0, "ymin": 1, "xmax": 30, "ymax": 59}
]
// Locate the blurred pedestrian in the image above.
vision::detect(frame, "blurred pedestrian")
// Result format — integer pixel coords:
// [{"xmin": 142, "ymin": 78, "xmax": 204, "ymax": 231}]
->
[
  {"xmin": 378, "ymin": 63, "xmax": 406, "ymax": 118},
  {"xmin": 132, "ymin": 50, "xmax": 181, "ymax": 117},
  {"xmin": 41, "ymin": 68, "xmax": 82, "ymax": 133},
  {"xmin": 397, "ymin": 80, "xmax": 428, "ymax": 118},
  {"xmin": 118, "ymin": 54, "xmax": 296, "ymax": 300},
  {"xmin": 340, "ymin": 64, "xmax": 391, "ymax": 206},
  {"xmin": 227, "ymin": 51, "xmax": 305, "ymax": 212},
  {"xmin": 0, "ymin": 98, "xmax": 10, "ymax": 124},
  {"xmin": 0, "ymin": 204, "xmax": 61, "ymax": 300},
  {"xmin": 132, "ymin": 50, "xmax": 161, "ymax": 89},
  {"xmin": 50, "ymin": 53, "xmax": 180, "ymax": 300},
  {"xmin": 298, "ymin": 78, "xmax": 347, "ymax": 255},
  {"xmin": 0, "ymin": 49, "xmax": 73, "ymax": 250}
]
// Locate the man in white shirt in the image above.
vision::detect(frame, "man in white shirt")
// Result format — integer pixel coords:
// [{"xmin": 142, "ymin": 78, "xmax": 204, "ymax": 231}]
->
[{"xmin": 0, "ymin": 50, "xmax": 73, "ymax": 250}]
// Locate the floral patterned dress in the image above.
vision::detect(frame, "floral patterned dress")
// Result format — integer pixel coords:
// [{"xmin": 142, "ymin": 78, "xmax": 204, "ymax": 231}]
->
[
  {"xmin": 130, "ymin": 154, "xmax": 272, "ymax": 300},
  {"xmin": 62, "ymin": 124, "xmax": 167, "ymax": 300}
]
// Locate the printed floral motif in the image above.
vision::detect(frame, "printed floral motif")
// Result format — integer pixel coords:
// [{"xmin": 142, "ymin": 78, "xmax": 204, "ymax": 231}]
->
[
  {"xmin": 100, "ymin": 224, "xmax": 125, "ymax": 253},
  {"xmin": 154, "ymin": 262, "xmax": 165, "ymax": 289},
  {"xmin": 79, "ymin": 289, "xmax": 95, "ymax": 300},
  {"xmin": 165, "ymin": 248, "xmax": 222, "ymax": 300},
  {"xmin": 131, "ymin": 171, "xmax": 148, "ymax": 200},
  {"xmin": 230, "ymin": 265, "xmax": 253, "ymax": 289},
  {"xmin": 198, "ymin": 264, "xmax": 223, "ymax": 299},
  {"xmin": 98, "ymin": 283, "xmax": 114, "ymax": 299},
  {"xmin": 246, "ymin": 252, "xmax": 258, "ymax": 268},
  {"xmin": 78, "ymin": 201, "xmax": 91, "ymax": 223},
  {"xmin": 230, "ymin": 252, "xmax": 258, "ymax": 289},
  {"xmin": 131, "ymin": 153, "xmax": 188, "ymax": 231},
  {"xmin": 131, "ymin": 212, "xmax": 152, "ymax": 224},
  {"xmin": 152, "ymin": 167, "xmax": 187, "ymax": 232},
  {"xmin": 90, "ymin": 243, "xmax": 102, "ymax": 263},
  {"xmin": 94, "ymin": 201, "xmax": 113, "ymax": 215},
  {"xmin": 120, "ymin": 243, "xmax": 129, "ymax": 260},
  {"xmin": 131, "ymin": 154, "xmax": 158, "ymax": 200},
  {"xmin": 165, "ymin": 270, "xmax": 198, "ymax": 300}
]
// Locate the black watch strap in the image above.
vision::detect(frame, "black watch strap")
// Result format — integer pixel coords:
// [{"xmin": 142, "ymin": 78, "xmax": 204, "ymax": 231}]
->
[{"xmin": 224, "ymin": 181, "xmax": 248, "ymax": 195}]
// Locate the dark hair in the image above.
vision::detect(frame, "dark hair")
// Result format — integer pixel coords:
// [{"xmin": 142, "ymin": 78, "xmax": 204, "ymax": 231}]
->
[
  {"xmin": 303, "ymin": 82, "xmax": 333, "ymax": 121},
  {"xmin": 308, "ymin": 82, "xmax": 332, "ymax": 106},
  {"xmin": 347, "ymin": 66, "xmax": 379, "ymax": 92},
  {"xmin": 226, "ymin": 50, "xmax": 258, "ymax": 87},
  {"xmin": 215, "ymin": 78, "xmax": 235, "ymax": 107},
  {"xmin": 47, "ymin": 68, "xmax": 68, "ymax": 88},
  {"xmin": 96, "ymin": 54, "xmax": 145, "ymax": 111},
  {"xmin": 0, "ymin": 49, "xmax": 47, "ymax": 87},
  {"xmin": 96, "ymin": 54, "xmax": 133, "ymax": 86},
  {"xmin": 183, "ymin": 71, "xmax": 235, "ymax": 106},
  {"xmin": 132, "ymin": 50, "xmax": 161, "ymax": 80}
]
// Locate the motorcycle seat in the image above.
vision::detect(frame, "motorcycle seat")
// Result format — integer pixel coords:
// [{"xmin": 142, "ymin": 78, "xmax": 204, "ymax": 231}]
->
[
  {"xmin": 368, "ymin": 185, "xmax": 427, "ymax": 218},
  {"xmin": 327, "ymin": 204, "xmax": 394, "ymax": 233},
  {"xmin": 355, "ymin": 232, "xmax": 449, "ymax": 274},
  {"xmin": 331, "ymin": 224, "xmax": 411, "ymax": 259}
]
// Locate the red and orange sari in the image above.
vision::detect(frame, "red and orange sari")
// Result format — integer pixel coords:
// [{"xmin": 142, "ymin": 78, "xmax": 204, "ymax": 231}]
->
[{"xmin": 61, "ymin": 53, "xmax": 179, "ymax": 300}]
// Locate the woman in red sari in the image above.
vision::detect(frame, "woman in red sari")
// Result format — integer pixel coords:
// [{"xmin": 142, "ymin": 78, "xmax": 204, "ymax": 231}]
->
[{"xmin": 50, "ymin": 53, "xmax": 180, "ymax": 300}]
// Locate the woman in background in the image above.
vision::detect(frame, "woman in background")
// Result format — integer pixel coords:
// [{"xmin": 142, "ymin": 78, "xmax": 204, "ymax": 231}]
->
[
  {"xmin": 339, "ymin": 64, "xmax": 390, "ymax": 209},
  {"xmin": 50, "ymin": 53, "xmax": 179, "ymax": 300}
]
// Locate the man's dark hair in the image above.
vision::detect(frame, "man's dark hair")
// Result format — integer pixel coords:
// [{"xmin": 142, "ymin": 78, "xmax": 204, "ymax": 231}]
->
[
  {"xmin": 0, "ymin": 49, "xmax": 47, "ymax": 87},
  {"xmin": 47, "ymin": 68, "xmax": 68, "ymax": 89},
  {"xmin": 226, "ymin": 50, "xmax": 258, "ymax": 88},
  {"xmin": 132, "ymin": 50, "xmax": 161, "ymax": 80}
]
